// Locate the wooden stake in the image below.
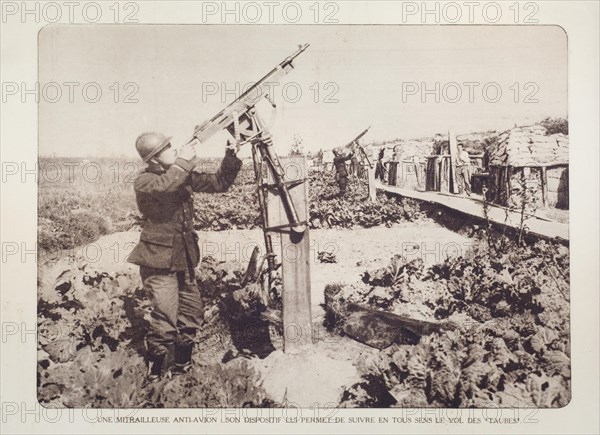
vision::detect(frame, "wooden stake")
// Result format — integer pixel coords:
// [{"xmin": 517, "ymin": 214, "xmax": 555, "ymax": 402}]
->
[
  {"xmin": 448, "ymin": 130, "xmax": 459, "ymax": 194},
  {"xmin": 540, "ymin": 166, "xmax": 548, "ymax": 207},
  {"xmin": 266, "ymin": 156, "xmax": 312, "ymax": 352},
  {"xmin": 440, "ymin": 157, "xmax": 449, "ymax": 193},
  {"xmin": 506, "ymin": 166, "xmax": 511, "ymax": 206},
  {"xmin": 367, "ymin": 164, "xmax": 377, "ymax": 202}
]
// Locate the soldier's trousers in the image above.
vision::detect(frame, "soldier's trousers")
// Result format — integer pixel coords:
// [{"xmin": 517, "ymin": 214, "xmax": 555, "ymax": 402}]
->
[
  {"xmin": 139, "ymin": 266, "xmax": 204, "ymax": 360},
  {"xmin": 357, "ymin": 165, "xmax": 365, "ymax": 179},
  {"xmin": 456, "ymin": 166, "xmax": 472, "ymax": 194},
  {"xmin": 337, "ymin": 176, "xmax": 348, "ymax": 194}
]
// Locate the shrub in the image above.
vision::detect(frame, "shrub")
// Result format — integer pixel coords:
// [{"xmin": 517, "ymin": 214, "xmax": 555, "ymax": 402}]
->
[
  {"xmin": 309, "ymin": 172, "xmax": 424, "ymax": 229},
  {"xmin": 537, "ymin": 117, "xmax": 568, "ymax": 135}
]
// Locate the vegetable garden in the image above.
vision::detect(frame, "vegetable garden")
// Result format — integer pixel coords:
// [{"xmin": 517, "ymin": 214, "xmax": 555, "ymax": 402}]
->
[{"xmin": 37, "ymin": 159, "xmax": 570, "ymax": 408}]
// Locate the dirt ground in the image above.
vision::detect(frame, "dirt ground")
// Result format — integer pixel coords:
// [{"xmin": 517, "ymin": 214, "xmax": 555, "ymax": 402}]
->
[
  {"xmin": 194, "ymin": 218, "xmax": 471, "ymax": 318},
  {"xmin": 47, "ymin": 218, "xmax": 471, "ymax": 325},
  {"xmin": 40, "ymin": 220, "xmax": 471, "ymax": 406}
]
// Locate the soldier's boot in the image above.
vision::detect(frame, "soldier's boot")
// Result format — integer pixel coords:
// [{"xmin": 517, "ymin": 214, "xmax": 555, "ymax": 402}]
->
[
  {"xmin": 172, "ymin": 342, "xmax": 194, "ymax": 375},
  {"xmin": 146, "ymin": 352, "xmax": 172, "ymax": 384}
]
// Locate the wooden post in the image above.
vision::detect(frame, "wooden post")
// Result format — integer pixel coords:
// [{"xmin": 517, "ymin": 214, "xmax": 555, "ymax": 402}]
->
[
  {"xmin": 435, "ymin": 157, "xmax": 441, "ymax": 191},
  {"xmin": 540, "ymin": 166, "xmax": 548, "ymax": 207},
  {"xmin": 448, "ymin": 129, "xmax": 459, "ymax": 193},
  {"xmin": 440, "ymin": 156, "xmax": 449, "ymax": 193},
  {"xmin": 266, "ymin": 156, "xmax": 312, "ymax": 352},
  {"xmin": 367, "ymin": 164, "xmax": 377, "ymax": 202},
  {"xmin": 505, "ymin": 166, "xmax": 511, "ymax": 206}
]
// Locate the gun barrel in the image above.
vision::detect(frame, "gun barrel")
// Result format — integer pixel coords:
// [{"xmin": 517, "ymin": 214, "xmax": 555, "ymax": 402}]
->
[
  {"xmin": 193, "ymin": 44, "xmax": 309, "ymax": 143},
  {"xmin": 355, "ymin": 126, "xmax": 371, "ymax": 141},
  {"xmin": 283, "ymin": 43, "xmax": 310, "ymax": 66},
  {"xmin": 345, "ymin": 126, "xmax": 372, "ymax": 148}
]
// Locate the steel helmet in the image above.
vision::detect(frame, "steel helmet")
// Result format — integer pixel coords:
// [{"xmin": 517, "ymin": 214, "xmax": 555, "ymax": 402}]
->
[{"xmin": 135, "ymin": 132, "xmax": 172, "ymax": 162}]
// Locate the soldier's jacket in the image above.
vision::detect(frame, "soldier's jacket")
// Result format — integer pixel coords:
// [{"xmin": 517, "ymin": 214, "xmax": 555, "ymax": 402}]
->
[
  {"xmin": 127, "ymin": 154, "xmax": 242, "ymax": 271},
  {"xmin": 456, "ymin": 149, "xmax": 471, "ymax": 166},
  {"xmin": 333, "ymin": 152, "xmax": 353, "ymax": 178}
]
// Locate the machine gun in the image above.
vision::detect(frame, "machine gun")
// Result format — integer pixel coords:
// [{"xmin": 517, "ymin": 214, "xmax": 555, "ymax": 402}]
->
[
  {"xmin": 344, "ymin": 126, "xmax": 373, "ymax": 169},
  {"xmin": 191, "ymin": 43, "xmax": 309, "ymax": 148},
  {"xmin": 187, "ymin": 44, "xmax": 310, "ymax": 280}
]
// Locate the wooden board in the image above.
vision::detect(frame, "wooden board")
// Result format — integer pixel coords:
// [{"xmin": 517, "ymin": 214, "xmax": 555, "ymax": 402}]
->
[
  {"xmin": 372, "ymin": 180, "xmax": 569, "ymax": 242},
  {"xmin": 265, "ymin": 156, "xmax": 312, "ymax": 351}
]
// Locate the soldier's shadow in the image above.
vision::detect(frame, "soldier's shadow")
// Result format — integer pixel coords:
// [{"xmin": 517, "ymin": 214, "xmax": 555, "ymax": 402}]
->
[
  {"xmin": 219, "ymin": 293, "xmax": 276, "ymax": 362},
  {"xmin": 222, "ymin": 316, "xmax": 275, "ymax": 362},
  {"xmin": 120, "ymin": 286, "xmax": 151, "ymax": 356}
]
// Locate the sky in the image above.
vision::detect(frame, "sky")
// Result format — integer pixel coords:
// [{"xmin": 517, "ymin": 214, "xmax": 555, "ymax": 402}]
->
[{"xmin": 38, "ymin": 25, "xmax": 567, "ymax": 158}]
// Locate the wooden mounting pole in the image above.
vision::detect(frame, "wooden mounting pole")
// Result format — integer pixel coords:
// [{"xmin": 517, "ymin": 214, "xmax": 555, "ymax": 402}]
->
[
  {"xmin": 540, "ymin": 166, "xmax": 548, "ymax": 207},
  {"xmin": 448, "ymin": 129, "xmax": 460, "ymax": 194},
  {"xmin": 265, "ymin": 156, "xmax": 312, "ymax": 352},
  {"xmin": 367, "ymin": 164, "xmax": 377, "ymax": 202}
]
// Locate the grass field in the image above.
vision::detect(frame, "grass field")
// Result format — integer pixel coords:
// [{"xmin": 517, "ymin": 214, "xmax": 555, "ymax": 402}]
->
[
  {"xmin": 38, "ymin": 157, "xmax": 421, "ymax": 254},
  {"xmin": 38, "ymin": 157, "xmax": 139, "ymax": 254}
]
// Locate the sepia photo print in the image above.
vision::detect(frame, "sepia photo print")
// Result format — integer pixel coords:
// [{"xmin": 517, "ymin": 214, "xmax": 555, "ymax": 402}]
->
[{"xmin": 36, "ymin": 24, "xmax": 570, "ymax": 410}]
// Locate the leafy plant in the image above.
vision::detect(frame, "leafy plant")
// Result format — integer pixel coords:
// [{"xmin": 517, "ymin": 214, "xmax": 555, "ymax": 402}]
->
[
  {"xmin": 309, "ymin": 172, "xmax": 423, "ymax": 229},
  {"xmin": 317, "ymin": 251, "xmax": 338, "ymax": 263},
  {"xmin": 329, "ymin": 238, "xmax": 570, "ymax": 408},
  {"xmin": 38, "ymin": 256, "xmax": 280, "ymax": 408}
]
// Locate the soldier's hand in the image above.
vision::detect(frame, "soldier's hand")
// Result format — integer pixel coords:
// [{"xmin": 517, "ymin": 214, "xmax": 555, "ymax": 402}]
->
[
  {"xmin": 178, "ymin": 142, "xmax": 196, "ymax": 161},
  {"xmin": 225, "ymin": 139, "xmax": 240, "ymax": 156},
  {"xmin": 259, "ymin": 132, "xmax": 273, "ymax": 146}
]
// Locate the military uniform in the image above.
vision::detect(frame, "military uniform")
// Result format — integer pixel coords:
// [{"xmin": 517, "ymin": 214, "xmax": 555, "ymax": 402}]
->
[
  {"xmin": 375, "ymin": 158, "xmax": 386, "ymax": 182},
  {"xmin": 349, "ymin": 153, "xmax": 358, "ymax": 177},
  {"xmin": 333, "ymin": 151, "xmax": 354, "ymax": 195},
  {"xmin": 127, "ymin": 153, "xmax": 242, "ymax": 372},
  {"xmin": 455, "ymin": 148, "xmax": 472, "ymax": 195},
  {"xmin": 355, "ymin": 152, "xmax": 365, "ymax": 179}
]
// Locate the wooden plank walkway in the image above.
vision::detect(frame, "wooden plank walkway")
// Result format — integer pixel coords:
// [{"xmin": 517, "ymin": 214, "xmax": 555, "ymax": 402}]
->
[{"xmin": 375, "ymin": 181, "xmax": 569, "ymax": 242}]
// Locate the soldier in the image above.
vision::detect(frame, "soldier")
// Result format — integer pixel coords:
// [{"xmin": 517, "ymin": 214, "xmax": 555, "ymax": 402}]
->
[
  {"xmin": 375, "ymin": 148, "xmax": 387, "ymax": 182},
  {"xmin": 332, "ymin": 147, "xmax": 354, "ymax": 196},
  {"xmin": 412, "ymin": 153, "xmax": 423, "ymax": 189},
  {"xmin": 348, "ymin": 144, "xmax": 359, "ymax": 178},
  {"xmin": 316, "ymin": 149, "xmax": 324, "ymax": 171},
  {"xmin": 388, "ymin": 146, "xmax": 400, "ymax": 186},
  {"xmin": 127, "ymin": 131, "xmax": 243, "ymax": 382},
  {"xmin": 355, "ymin": 148, "xmax": 365, "ymax": 179},
  {"xmin": 455, "ymin": 143, "xmax": 472, "ymax": 196}
]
